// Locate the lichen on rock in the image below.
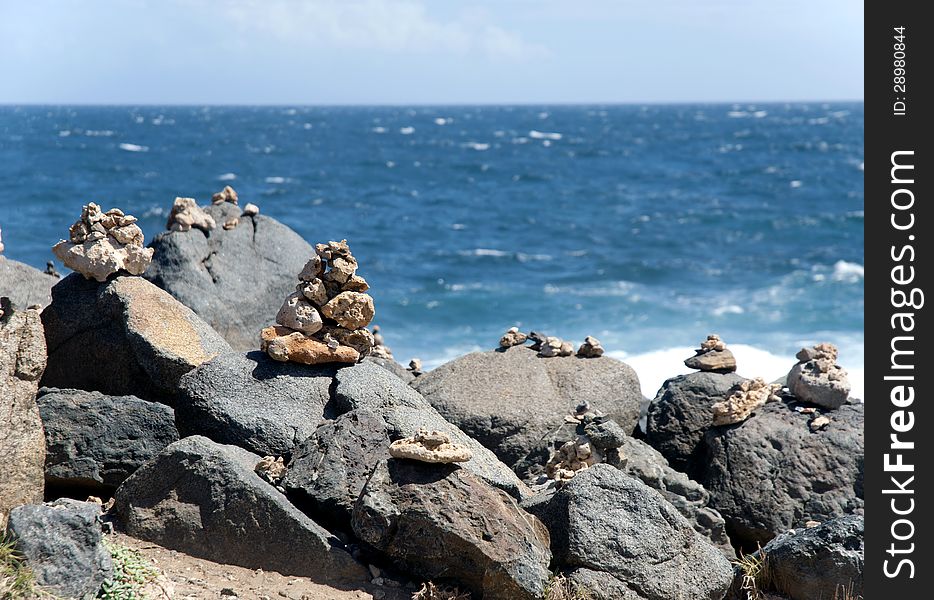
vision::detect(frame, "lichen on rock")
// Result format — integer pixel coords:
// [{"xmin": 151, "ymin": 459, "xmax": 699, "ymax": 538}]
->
[
  {"xmin": 52, "ymin": 203, "xmax": 153, "ymax": 282},
  {"xmin": 711, "ymin": 377, "xmax": 781, "ymax": 426},
  {"xmin": 388, "ymin": 429, "xmax": 472, "ymax": 464},
  {"xmin": 261, "ymin": 240, "xmax": 376, "ymax": 365}
]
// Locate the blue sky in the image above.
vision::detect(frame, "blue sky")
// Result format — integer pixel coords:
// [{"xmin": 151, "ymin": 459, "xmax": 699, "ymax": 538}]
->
[{"xmin": 0, "ymin": 0, "xmax": 863, "ymax": 104}]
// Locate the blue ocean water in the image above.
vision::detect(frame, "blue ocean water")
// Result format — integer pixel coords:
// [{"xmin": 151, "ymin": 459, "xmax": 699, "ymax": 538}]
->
[{"xmin": 0, "ymin": 104, "xmax": 864, "ymax": 396}]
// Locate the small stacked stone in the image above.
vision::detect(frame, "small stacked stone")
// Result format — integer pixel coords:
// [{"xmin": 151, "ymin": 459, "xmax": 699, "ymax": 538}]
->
[
  {"xmin": 498, "ymin": 327, "xmax": 604, "ymax": 359},
  {"xmin": 211, "ymin": 185, "xmax": 239, "ymax": 205},
  {"xmin": 407, "ymin": 358, "xmax": 423, "ymax": 377},
  {"xmin": 261, "ymin": 240, "xmax": 376, "ymax": 365},
  {"xmin": 786, "ymin": 343, "xmax": 850, "ymax": 409},
  {"xmin": 711, "ymin": 377, "xmax": 781, "ymax": 426},
  {"xmin": 684, "ymin": 334, "xmax": 736, "ymax": 373},
  {"xmin": 388, "ymin": 429, "xmax": 472, "ymax": 464},
  {"xmin": 167, "ymin": 197, "xmax": 216, "ymax": 233},
  {"xmin": 369, "ymin": 325, "xmax": 394, "ymax": 360},
  {"xmin": 52, "ymin": 203, "xmax": 153, "ymax": 282}
]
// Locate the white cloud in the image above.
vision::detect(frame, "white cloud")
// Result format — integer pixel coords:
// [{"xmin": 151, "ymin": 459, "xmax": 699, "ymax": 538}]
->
[{"xmin": 209, "ymin": 0, "xmax": 548, "ymax": 61}]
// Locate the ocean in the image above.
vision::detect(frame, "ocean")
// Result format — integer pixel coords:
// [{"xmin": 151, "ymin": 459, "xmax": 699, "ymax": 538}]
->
[{"xmin": 0, "ymin": 103, "xmax": 864, "ymax": 399}]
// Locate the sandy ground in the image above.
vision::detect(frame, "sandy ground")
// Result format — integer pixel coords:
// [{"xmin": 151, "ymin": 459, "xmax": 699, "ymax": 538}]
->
[{"xmin": 112, "ymin": 533, "xmax": 415, "ymax": 600}]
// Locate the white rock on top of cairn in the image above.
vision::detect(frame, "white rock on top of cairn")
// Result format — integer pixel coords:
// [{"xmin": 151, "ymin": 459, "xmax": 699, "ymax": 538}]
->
[
  {"xmin": 786, "ymin": 342, "xmax": 851, "ymax": 409},
  {"xmin": 52, "ymin": 203, "xmax": 154, "ymax": 282},
  {"xmin": 261, "ymin": 239, "xmax": 376, "ymax": 365},
  {"xmin": 166, "ymin": 197, "xmax": 216, "ymax": 233}
]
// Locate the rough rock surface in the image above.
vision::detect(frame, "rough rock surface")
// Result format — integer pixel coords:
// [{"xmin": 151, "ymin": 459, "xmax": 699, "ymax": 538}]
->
[
  {"xmin": 756, "ymin": 515, "xmax": 863, "ymax": 600},
  {"xmin": 7, "ymin": 499, "xmax": 112, "ymax": 600},
  {"xmin": 697, "ymin": 398, "xmax": 864, "ymax": 547},
  {"xmin": 363, "ymin": 355, "xmax": 414, "ymax": 383},
  {"xmin": 786, "ymin": 343, "xmax": 851, "ymax": 409},
  {"xmin": 41, "ymin": 274, "xmax": 231, "ymax": 402},
  {"xmin": 262, "ymin": 325, "xmax": 359, "ymax": 365},
  {"xmin": 113, "ymin": 435, "xmax": 367, "ymax": 583},
  {"xmin": 413, "ymin": 345, "xmax": 642, "ymax": 469},
  {"xmin": 38, "ymin": 387, "xmax": 178, "ymax": 492},
  {"xmin": 175, "ymin": 351, "xmax": 336, "ymax": 457},
  {"xmin": 144, "ymin": 200, "xmax": 314, "ymax": 351},
  {"xmin": 711, "ymin": 377, "xmax": 781, "ymax": 426},
  {"xmin": 0, "ymin": 304, "xmax": 47, "ymax": 528},
  {"xmin": 388, "ymin": 429, "xmax": 473, "ymax": 463},
  {"xmin": 352, "ymin": 459, "xmax": 551, "ymax": 600},
  {"xmin": 0, "ymin": 256, "xmax": 59, "ymax": 308},
  {"xmin": 53, "ymin": 203, "xmax": 153, "ymax": 282},
  {"xmin": 644, "ymin": 371, "xmax": 746, "ymax": 472},
  {"xmin": 525, "ymin": 465, "xmax": 733, "ymax": 600}
]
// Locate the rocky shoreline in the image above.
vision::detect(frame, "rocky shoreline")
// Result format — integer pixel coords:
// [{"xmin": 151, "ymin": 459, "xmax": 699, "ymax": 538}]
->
[{"xmin": 1, "ymin": 191, "xmax": 863, "ymax": 600}]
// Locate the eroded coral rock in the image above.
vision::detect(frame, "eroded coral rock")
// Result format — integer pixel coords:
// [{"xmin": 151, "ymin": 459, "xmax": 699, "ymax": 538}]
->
[
  {"xmin": 388, "ymin": 429, "xmax": 472, "ymax": 464},
  {"xmin": 711, "ymin": 377, "xmax": 781, "ymax": 425},
  {"xmin": 499, "ymin": 327, "xmax": 528, "ymax": 349},
  {"xmin": 166, "ymin": 197, "xmax": 216, "ymax": 233},
  {"xmin": 255, "ymin": 456, "xmax": 287, "ymax": 485},
  {"xmin": 52, "ymin": 203, "xmax": 153, "ymax": 282},
  {"xmin": 787, "ymin": 343, "xmax": 851, "ymax": 409},
  {"xmin": 684, "ymin": 334, "xmax": 736, "ymax": 373},
  {"xmin": 320, "ymin": 291, "xmax": 374, "ymax": 330},
  {"xmin": 545, "ymin": 436, "xmax": 601, "ymax": 483},
  {"xmin": 261, "ymin": 326, "xmax": 359, "ymax": 365},
  {"xmin": 577, "ymin": 336, "xmax": 604, "ymax": 358},
  {"xmin": 275, "ymin": 292, "xmax": 323, "ymax": 335},
  {"xmin": 242, "ymin": 203, "xmax": 259, "ymax": 217},
  {"xmin": 211, "ymin": 185, "xmax": 238, "ymax": 205},
  {"xmin": 539, "ymin": 336, "xmax": 574, "ymax": 358}
]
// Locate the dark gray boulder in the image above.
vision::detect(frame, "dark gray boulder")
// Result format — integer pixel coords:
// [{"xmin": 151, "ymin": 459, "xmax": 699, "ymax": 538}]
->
[
  {"xmin": 113, "ymin": 435, "xmax": 367, "ymax": 584},
  {"xmin": 363, "ymin": 355, "xmax": 414, "ymax": 383},
  {"xmin": 697, "ymin": 399, "xmax": 863, "ymax": 547},
  {"xmin": 144, "ymin": 203, "xmax": 314, "ymax": 351},
  {"xmin": 7, "ymin": 499, "xmax": 112, "ymax": 600},
  {"xmin": 757, "ymin": 515, "xmax": 863, "ymax": 600},
  {"xmin": 645, "ymin": 371, "xmax": 746, "ymax": 472},
  {"xmin": 412, "ymin": 345, "xmax": 642, "ymax": 469},
  {"xmin": 352, "ymin": 459, "xmax": 551, "ymax": 600},
  {"xmin": 38, "ymin": 388, "xmax": 178, "ymax": 492},
  {"xmin": 525, "ymin": 465, "xmax": 733, "ymax": 600},
  {"xmin": 174, "ymin": 351, "xmax": 336, "ymax": 457},
  {"xmin": 40, "ymin": 274, "xmax": 231, "ymax": 403},
  {"xmin": 0, "ymin": 256, "xmax": 58, "ymax": 309}
]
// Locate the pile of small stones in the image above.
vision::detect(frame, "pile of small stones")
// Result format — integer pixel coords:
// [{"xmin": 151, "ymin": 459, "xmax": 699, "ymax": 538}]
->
[
  {"xmin": 52, "ymin": 203, "xmax": 153, "ymax": 282},
  {"xmin": 711, "ymin": 377, "xmax": 782, "ymax": 426},
  {"xmin": 684, "ymin": 334, "xmax": 736, "ymax": 373},
  {"xmin": 261, "ymin": 240, "xmax": 376, "ymax": 365},
  {"xmin": 786, "ymin": 343, "xmax": 851, "ymax": 409},
  {"xmin": 498, "ymin": 326, "xmax": 605, "ymax": 358},
  {"xmin": 388, "ymin": 429, "xmax": 472, "ymax": 464}
]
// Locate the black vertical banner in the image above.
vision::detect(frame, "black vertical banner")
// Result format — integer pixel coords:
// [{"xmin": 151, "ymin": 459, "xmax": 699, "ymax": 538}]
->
[{"xmin": 865, "ymin": 1, "xmax": 931, "ymax": 596}]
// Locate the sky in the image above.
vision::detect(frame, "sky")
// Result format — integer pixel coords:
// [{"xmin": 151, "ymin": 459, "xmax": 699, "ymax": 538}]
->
[{"xmin": 0, "ymin": 0, "xmax": 863, "ymax": 105}]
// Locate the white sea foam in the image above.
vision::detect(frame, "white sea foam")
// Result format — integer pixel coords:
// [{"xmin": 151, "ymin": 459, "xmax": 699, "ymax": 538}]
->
[
  {"xmin": 460, "ymin": 248, "xmax": 509, "ymax": 258},
  {"xmin": 712, "ymin": 304, "xmax": 744, "ymax": 316},
  {"xmin": 118, "ymin": 143, "xmax": 148, "ymax": 152},
  {"xmin": 400, "ymin": 126, "xmax": 415, "ymax": 135},
  {"xmin": 265, "ymin": 176, "xmax": 286, "ymax": 184},
  {"xmin": 790, "ymin": 180, "xmax": 802, "ymax": 188},
  {"xmin": 372, "ymin": 126, "xmax": 387, "ymax": 134},
  {"xmin": 529, "ymin": 130, "xmax": 562, "ymax": 140},
  {"xmin": 58, "ymin": 130, "xmax": 71, "ymax": 137},
  {"xmin": 217, "ymin": 172, "xmax": 237, "ymax": 181},
  {"xmin": 465, "ymin": 142, "xmax": 490, "ymax": 151},
  {"xmin": 85, "ymin": 130, "xmax": 114, "ymax": 137},
  {"xmin": 611, "ymin": 343, "xmax": 864, "ymax": 401},
  {"xmin": 831, "ymin": 260, "xmax": 864, "ymax": 282}
]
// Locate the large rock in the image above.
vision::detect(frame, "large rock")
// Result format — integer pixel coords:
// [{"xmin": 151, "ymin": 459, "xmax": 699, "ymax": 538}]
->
[
  {"xmin": 0, "ymin": 256, "xmax": 58, "ymax": 309},
  {"xmin": 645, "ymin": 371, "xmax": 746, "ymax": 472},
  {"xmin": 0, "ymin": 303, "xmax": 46, "ymax": 529},
  {"xmin": 525, "ymin": 465, "xmax": 733, "ymax": 600},
  {"xmin": 113, "ymin": 435, "xmax": 367, "ymax": 584},
  {"xmin": 363, "ymin": 355, "xmax": 414, "ymax": 383},
  {"xmin": 41, "ymin": 274, "xmax": 231, "ymax": 403},
  {"xmin": 756, "ymin": 516, "xmax": 863, "ymax": 600},
  {"xmin": 352, "ymin": 459, "xmax": 551, "ymax": 600},
  {"xmin": 697, "ymin": 398, "xmax": 863, "ymax": 547},
  {"xmin": 175, "ymin": 351, "xmax": 336, "ymax": 457},
  {"xmin": 38, "ymin": 388, "xmax": 178, "ymax": 493},
  {"xmin": 412, "ymin": 345, "xmax": 642, "ymax": 469},
  {"xmin": 7, "ymin": 499, "xmax": 112, "ymax": 600},
  {"xmin": 145, "ymin": 202, "xmax": 314, "ymax": 351}
]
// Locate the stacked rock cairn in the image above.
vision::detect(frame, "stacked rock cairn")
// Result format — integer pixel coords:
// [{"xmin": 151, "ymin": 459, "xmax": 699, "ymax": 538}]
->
[
  {"xmin": 52, "ymin": 203, "xmax": 153, "ymax": 282},
  {"xmin": 498, "ymin": 326, "xmax": 605, "ymax": 358},
  {"xmin": 166, "ymin": 187, "xmax": 259, "ymax": 233},
  {"xmin": 787, "ymin": 343, "xmax": 851, "ymax": 431},
  {"xmin": 544, "ymin": 407, "xmax": 627, "ymax": 486},
  {"xmin": 684, "ymin": 334, "xmax": 736, "ymax": 373},
  {"xmin": 261, "ymin": 240, "xmax": 376, "ymax": 365}
]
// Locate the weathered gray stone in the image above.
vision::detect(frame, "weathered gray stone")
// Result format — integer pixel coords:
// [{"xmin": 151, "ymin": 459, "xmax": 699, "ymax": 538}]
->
[
  {"xmin": 113, "ymin": 436, "xmax": 367, "ymax": 584},
  {"xmin": 413, "ymin": 345, "xmax": 642, "ymax": 469},
  {"xmin": 0, "ymin": 256, "xmax": 59, "ymax": 309},
  {"xmin": 145, "ymin": 202, "xmax": 314, "ymax": 351},
  {"xmin": 1, "ymin": 303, "xmax": 46, "ymax": 529},
  {"xmin": 7, "ymin": 499, "xmax": 112, "ymax": 600},
  {"xmin": 40, "ymin": 274, "xmax": 231, "ymax": 403},
  {"xmin": 38, "ymin": 388, "xmax": 178, "ymax": 492},
  {"xmin": 352, "ymin": 459, "xmax": 551, "ymax": 600}
]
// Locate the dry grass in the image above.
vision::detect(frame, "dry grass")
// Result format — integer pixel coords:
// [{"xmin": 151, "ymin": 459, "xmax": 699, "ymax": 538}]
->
[
  {"xmin": 411, "ymin": 581, "xmax": 471, "ymax": 600},
  {"xmin": 0, "ymin": 536, "xmax": 52, "ymax": 600},
  {"xmin": 733, "ymin": 549, "xmax": 770, "ymax": 600},
  {"xmin": 544, "ymin": 573, "xmax": 593, "ymax": 600},
  {"xmin": 832, "ymin": 583, "xmax": 863, "ymax": 600}
]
